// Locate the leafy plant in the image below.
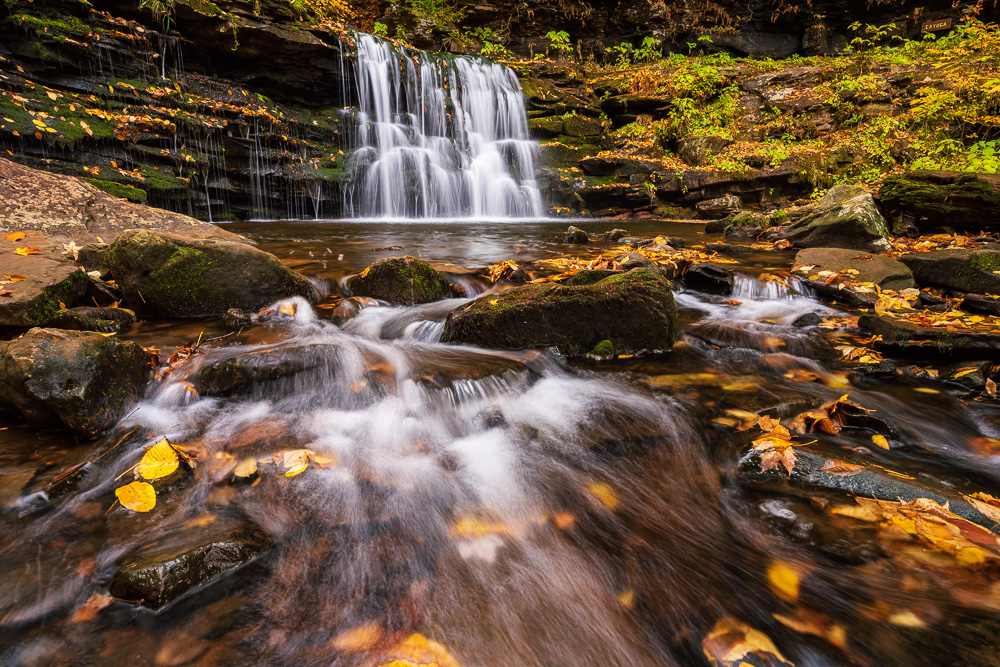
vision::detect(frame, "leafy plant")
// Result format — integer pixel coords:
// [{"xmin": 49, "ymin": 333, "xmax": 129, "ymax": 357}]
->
[
  {"xmin": 403, "ymin": 0, "xmax": 464, "ymax": 29},
  {"xmin": 545, "ymin": 30, "xmax": 573, "ymax": 54},
  {"xmin": 372, "ymin": 21, "xmax": 388, "ymax": 36}
]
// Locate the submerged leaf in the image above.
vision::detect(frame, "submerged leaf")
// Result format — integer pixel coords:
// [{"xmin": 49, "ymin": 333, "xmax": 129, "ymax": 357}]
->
[
  {"xmin": 115, "ymin": 481, "xmax": 156, "ymax": 512},
  {"xmin": 702, "ymin": 616, "xmax": 792, "ymax": 666},
  {"xmin": 137, "ymin": 437, "xmax": 180, "ymax": 480}
]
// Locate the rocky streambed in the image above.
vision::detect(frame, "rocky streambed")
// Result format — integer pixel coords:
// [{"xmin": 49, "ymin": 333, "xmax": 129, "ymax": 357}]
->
[{"xmin": 6, "ymin": 188, "xmax": 1000, "ymax": 665}]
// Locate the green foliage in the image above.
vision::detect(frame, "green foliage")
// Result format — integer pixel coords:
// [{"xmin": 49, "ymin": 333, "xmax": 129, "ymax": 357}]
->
[
  {"xmin": 607, "ymin": 37, "xmax": 660, "ymax": 69},
  {"xmin": 847, "ymin": 22, "xmax": 902, "ymax": 74},
  {"xmin": 545, "ymin": 30, "xmax": 573, "ymax": 54},
  {"xmin": 403, "ymin": 0, "xmax": 464, "ymax": 29},
  {"xmin": 913, "ymin": 140, "xmax": 1000, "ymax": 174},
  {"xmin": 372, "ymin": 21, "xmax": 388, "ymax": 36}
]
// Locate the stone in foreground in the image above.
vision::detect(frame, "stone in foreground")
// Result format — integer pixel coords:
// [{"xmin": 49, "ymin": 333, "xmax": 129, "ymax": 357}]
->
[
  {"xmin": 0, "ymin": 231, "xmax": 89, "ymax": 329},
  {"xmin": 0, "ymin": 328, "xmax": 149, "ymax": 437},
  {"xmin": 898, "ymin": 249, "xmax": 1000, "ymax": 295},
  {"xmin": 107, "ymin": 229, "xmax": 314, "ymax": 318},
  {"xmin": 441, "ymin": 268, "xmax": 677, "ymax": 356},
  {"xmin": 350, "ymin": 256, "xmax": 453, "ymax": 306},
  {"xmin": 777, "ymin": 185, "xmax": 890, "ymax": 253},
  {"xmin": 793, "ymin": 247, "xmax": 915, "ymax": 291},
  {"xmin": 109, "ymin": 522, "xmax": 271, "ymax": 609}
]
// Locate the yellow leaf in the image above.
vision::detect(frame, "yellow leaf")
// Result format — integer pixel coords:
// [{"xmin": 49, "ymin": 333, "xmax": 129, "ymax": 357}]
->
[
  {"xmin": 46, "ymin": 90, "xmax": 58, "ymax": 101},
  {"xmin": 115, "ymin": 481, "xmax": 156, "ymax": 512},
  {"xmin": 3, "ymin": 274, "xmax": 26, "ymax": 281},
  {"xmin": 32, "ymin": 119, "xmax": 46, "ymax": 128},
  {"xmin": 360, "ymin": 266, "xmax": 371, "ymax": 279},
  {"xmin": 702, "ymin": 616, "xmax": 792, "ymax": 666},
  {"xmin": 954, "ymin": 368, "xmax": 979, "ymax": 378},
  {"xmin": 233, "ymin": 456, "xmax": 258, "ymax": 478},
  {"xmin": 330, "ymin": 623, "xmax": 384, "ymax": 651},
  {"xmin": 283, "ymin": 449, "xmax": 310, "ymax": 477},
  {"xmin": 888, "ymin": 610, "xmax": 925, "ymax": 628},
  {"xmin": 5, "ymin": 231, "xmax": 25, "ymax": 242},
  {"xmin": 14, "ymin": 247, "xmax": 40, "ymax": 256},
  {"xmin": 617, "ymin": 589, "xmax": 636, "ymax": 609},
  {"xmin": 587, "ymin": 481, "xmax": 618, "ymax": 510},
  {"xmin": 278, "ymin": 302, "xmax": 297, "ymax": 316},
  {"xmin": 915, "ymin": 387, "xmax": 940, "ymax": 394},
  {"xmin": 766, "ymin": 560, "xmax": 800, "ymax": 602},
  {"xmin": 872, "ymin": 435, "xmax": 889, "ymax": 450},
  {"xmin": 376, "ymin": 633, "xmax": 461, "ymax": 667},
  {"xmin": 137, "ymin": 437, "xmax": 180, "ymax": 480}
]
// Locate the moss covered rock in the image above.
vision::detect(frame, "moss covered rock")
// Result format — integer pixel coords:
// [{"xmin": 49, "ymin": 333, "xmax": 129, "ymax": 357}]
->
[
  {"xmin": 107, "ymin": 229, "xmax": 314, "ymax": 318},
  {"xmin": 350, "ymin": 256, "xmax": 452, "ymax": 305},
  {"xmin": 777, "ymin": 185, "xmax": 890, "ymax": 253},
  {"xmin": 441, "ymin": 268, "xmax": 677, "ymax": 356},
  {"xmin": 881, "ymin": 170, "xmax": 1000, "ymax": 230},
  {"xmin": 0, "ymin": 328, "xmax": 149, "ymax": 437},
  {"xmin": 898, "ymin": 249, "xmax": 1000, "ymax": 294}
]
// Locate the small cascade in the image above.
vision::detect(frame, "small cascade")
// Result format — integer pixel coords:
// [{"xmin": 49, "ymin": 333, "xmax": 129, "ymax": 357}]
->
[{"xmin": 341, "ymin": 33, "xmax": 544, "ymax": 219}]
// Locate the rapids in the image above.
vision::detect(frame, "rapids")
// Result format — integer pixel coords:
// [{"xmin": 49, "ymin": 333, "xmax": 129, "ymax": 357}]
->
[{"xmin": 3, "ymin": 221, "xmax": 1000, "ymax": 666}]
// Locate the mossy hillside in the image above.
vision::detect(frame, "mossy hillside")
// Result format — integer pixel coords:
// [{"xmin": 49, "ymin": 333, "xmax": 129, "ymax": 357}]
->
[{"xmin": 441, "ymin": 268, "xmax": 678, "ymax": 356}]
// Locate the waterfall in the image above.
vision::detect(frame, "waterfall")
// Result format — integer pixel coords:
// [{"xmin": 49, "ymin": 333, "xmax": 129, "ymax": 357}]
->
[{"xmin": 341, "ymin": 34, "xmax": 544, "ymax": 220}]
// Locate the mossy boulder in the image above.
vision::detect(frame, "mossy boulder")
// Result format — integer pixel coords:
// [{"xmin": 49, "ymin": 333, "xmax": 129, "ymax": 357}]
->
[
  {"xmin": 898, "ymin": 249, "xmax": 1000, "ymax": 295},
  {"xmin": 349, "ymin": 256, "xmax": 452, "ymax": 305},
  {"xmin": 0, "ymin": 328, "xmax": 149, "ymax": 437},
  {"xmin": 705, "ymin": 211, "xmax": 764, "ymax": 239},
  {"xmin": 109, "ymin": 521, "xmax": 271, "ymax": 609},
  {"xmin": 777, "ymin": 185, "xmax": 890, "ymax": 253},
  {"xmin": 562, "ymin": 114, "xmax": 604, "ymax": 137},
  {"xmin": 528, "ymin": 115, "xmax": 564, "ymax": 139},
  {"xmin": 107, "ymin": 229, "xmax": 314, "ymax": 318},
  {"xmin": 880, "ymin": 170, "xmax": 1000, "ymax": 230},
  {"xmin": 440, "ymin": 268, "xmax": 678, "ymax": 356}
]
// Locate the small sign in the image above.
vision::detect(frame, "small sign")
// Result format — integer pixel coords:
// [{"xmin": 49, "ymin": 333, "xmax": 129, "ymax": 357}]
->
[{"xmin": 921, "ymin": 18, "xmax": 953, "ymax": 32}]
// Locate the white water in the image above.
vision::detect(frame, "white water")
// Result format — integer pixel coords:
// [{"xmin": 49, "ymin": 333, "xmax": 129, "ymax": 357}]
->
[{"xmin": 341, "ymin": 34, "xmax": 544, "ymax": 219}]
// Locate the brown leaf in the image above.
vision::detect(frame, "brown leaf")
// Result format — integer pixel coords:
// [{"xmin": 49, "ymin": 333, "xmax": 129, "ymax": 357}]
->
[
  {"xmin": 70, "ymin": 593, "xmax": 113, "ymax": 622},
  {"xmin": 702, "ymin": 616, "xmax": 792, "ymax": 666},
  {"xmin": 819, "ymin": 460, "xmax": 867, "ymax": 476}
]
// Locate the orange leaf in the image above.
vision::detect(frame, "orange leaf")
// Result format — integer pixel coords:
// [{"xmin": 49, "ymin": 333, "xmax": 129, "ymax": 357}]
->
[{"xmin": 5, "ymin": 231, "xmax": 25, "ymax": 242}]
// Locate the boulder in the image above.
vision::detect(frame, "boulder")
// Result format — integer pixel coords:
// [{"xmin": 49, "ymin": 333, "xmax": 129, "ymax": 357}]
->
[
  {"xmin": 0, "ymin": 328, "xmax": 149, "ymax": 437},
  {"xmin": 107, "ymin": 229, "xmax": 315, "ymax": 318},
  {"xmin": 350, "ymin": 256, "xmax": 452, "ymax": 305},
  {"xmin": 603, "ymin": 228, "xmax": 629, "ymax": 242},
  {"xmin": 0, "ymin": 231, "xmax": 88, "ymax": 329},
  {"xmin": 678, "ymin": 135, "xmax": 732, "ymax": 166},
  {"xmin": 441, "ymin": 268, "xmax": 678, "ymax": 356},
  {"xmin": 880, "ymin": 170, "xmax": 1000, "ymax": 230},
  {"xmin": 527, "ymin": 115, "xmax": 564, "ymax": 139},
  {"xmin": 696, "ymin": 194, "xmax": 741, "ymax": 220},
  {"xmin": 109, "ymin": 521, "xmax": 271, "ymax": 609},
  {"xmin": 860, "ymin": 315, "xmax": 1000, "ymax": 359},
  {"xmin": 562, "ymin": 114, "xmax": 604, "ymax": 137},
  {"xmin": 777, "ymin": 185, "xmax": 890, "ymax": 252},
  {"xmin": 793, "ymin": 248, "xmax": 915, "ymax": 291},
  {"xmin": 682, "ymin": 264, "xmax": 736, "ymax": 294},
  {"xmin": 705, "ymin": 211, "xmax": 764, "ymax": 239},
  {"xmin": 898, "ymin": 249, "xmax": 1000, "ymax": 295},
  {"xmin": 564, "ymin": 226, "xmax": 589, "ymax": 243}
]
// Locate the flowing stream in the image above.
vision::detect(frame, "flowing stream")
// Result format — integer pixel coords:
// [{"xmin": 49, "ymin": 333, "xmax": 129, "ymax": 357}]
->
[{"xmin": 4, "ymin": 222, "xmax": 1000, "ymax": 665}]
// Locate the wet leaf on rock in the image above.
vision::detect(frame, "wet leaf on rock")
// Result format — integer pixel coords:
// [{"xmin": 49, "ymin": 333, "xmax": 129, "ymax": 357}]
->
[
  {"xmin": 70, "ymin": 593, "xmax": 113, "ymax": 623},
  {"xmin": 137, "ymin": 437, "xmax": 180, "ymax": 480},
  {"xmin": 115, "ymin": 481, "xmax": 156, "ymax": 512},
  {"xmin": 14, "ymin": 247, "xmax": 39, "ymax": 256},
  {"xmin": 5, "ymin": 231, "xmax": 26, "ymax": 241},
  {"xmin": 376, "ymin": 633, "xmax": 462, "ymax": 667},
  {"xmin": 753, "ymin": 416, "xmax": 801, "ymax": 475},
  {"xmin": 702, "ymin": 616, "xmax": 793, "ymax": 666},
  {"xmin": 766, "ymin": 560, "xmax": 800, "ymax": 602},
  {"xmin": 772, "ymin": 608, "xmax": 848, "ymax": 652},
  {"xmin": 964, "ymin": 492, "xmax": 1000, "ymax": 525}
]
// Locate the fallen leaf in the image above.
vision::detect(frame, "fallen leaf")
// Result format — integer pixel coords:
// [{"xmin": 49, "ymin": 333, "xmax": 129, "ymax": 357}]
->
[
  {"xmin": 115, "ymin": 481, "xmax": 156, "ymax": 512},
  {"xmin": 14, "ymin": 247, "xmax": 40, "ymax": 256},
  {"xmin": 872, "ymin": 435, "xmax": 890, "ymax": 450},
  {"xmin": 766, "ymin": 560, "xmax": 800, "ymax": 602},
  {"xmin": 702, "ymin": 616, "xmax": 792, "ymax": 666},
  {"xmin": 587, "ymin": 481, "xmax": 618, "ymax": 510},
  {"xmin": 3, "ymin": 273, "xmax": 26, "ymax": 281},
  {"xmin": 819, "ymin": 460, "xmax": 867, "ymax": 476},
  {"xmin": 137, "ymin": 437, "xmax": 180, "ymax": 480},
  {"xmin": 376, "ymin": 633, "xmax": 462, "ymax": 667},
  {"xmin": 5, "ymin": 231, "xmax": 25, "ymax": 241},
  {"xmin": 964, "ymin": 492, "xmax": 1000, "ymax": 525},
  {"xmin": 70, "ymin": 593, "xmax": 113, "ymax": 622},
  {"xmin": 773, "ymin": 609, "xmax": 848, "ymax": 651},
  {"xmin": 0, "ymin": 289, "xmax": 13, "ymax": 297},
  {"xmin": 233, "ymin": 456, "xmax": 258, "ymax": 478},
  {"xmin": 330, "ymin": 623, "xmax": 384, "ymax": 651}
]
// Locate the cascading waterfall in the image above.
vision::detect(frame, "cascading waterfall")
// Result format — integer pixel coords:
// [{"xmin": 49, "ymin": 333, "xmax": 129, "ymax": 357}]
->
[{"xmin": 341, "ymin": 33, "xmax": 544, "ymax": 219}]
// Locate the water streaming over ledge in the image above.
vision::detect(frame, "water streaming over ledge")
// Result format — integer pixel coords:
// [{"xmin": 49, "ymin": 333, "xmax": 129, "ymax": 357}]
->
[{"xmin": 340, "ymin": 34, "xmax": 544, "ymax": 219}]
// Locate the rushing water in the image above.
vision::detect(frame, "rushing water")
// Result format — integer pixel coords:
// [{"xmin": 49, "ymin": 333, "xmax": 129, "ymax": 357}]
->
[
  {"xmin": 340, "ymin": 34, "xmax": 543, "ymax": 220},
  {"xmin": 4, "ymin": 223, "xmax": 1000, "ymax": 665}
]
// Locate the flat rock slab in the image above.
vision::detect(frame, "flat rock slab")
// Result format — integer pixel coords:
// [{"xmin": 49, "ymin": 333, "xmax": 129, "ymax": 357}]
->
[
  {"xmin": 109, "ymin": 521, "xmax": 271, "ymax": 609},
  {"xmin": 0, "ymin": 157, "xmax": 241, "ymax": 246},
  {"xmin": 898, "ymin": 249, "xmax": 1000, "ymax": 295},
  {"xmin": 859, "ymin": 314, "xmax": 1000, "ymax": 359},
  {"xmin": 793, "ymin": 247, "xmax": 915, "ymax": 291},
  {"xmin": 0, "ymin": 230, "xmax": 88, "ymax": 328},
  {"xmin": 881, "ymin": 170, "xmax": 1000, "ymax": 230}
]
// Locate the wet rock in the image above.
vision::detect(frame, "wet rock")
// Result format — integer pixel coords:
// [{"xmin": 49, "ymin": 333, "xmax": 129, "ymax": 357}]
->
[
  {"xmin": 776, "ymin": 185, "xmax": 890, "ymax": 253},
  {"xmin": 441, "ymin": 268, "xmax": 678, "ymax": 356},
  {"xmin": 793, "ymin": 248, "xmax": 915, "ymax": 291},
  {"xmin": 899, "ymin": 249, "xmax": 1000, "ymax": 295},
  {"xmin": 962, "ymin": 293, "xmax": 1000, "ymax": 317},
  {"xmin": 707, "ymin": 31, "xmax": 800, "ymax": 58},
  {"xmin": 107, "ymin": 229, "xmax": 314, "ymax": 318},
  {"xmin": 349, "ymin": 256, "xmax": 453, "ymax": 306},
  {"xmin": 616, "ymin": 251, "xmax": 658, "ymax": 272},
  {"xmin": 880, "ymin": 170, "xmax": 1000, "ymax": 230},
  {"xmin": 45, "ymin": 306, "xmax": 138, "ymax": 334},
  {"xmin": 562, "ymin": 114, "xmax": 604, "ymax": 137},
  {"xmin": 942, "ymin": 361, "xmax": 992, "ymax": 392},
  {"xmin": 696, "ymin": 194, "xmax": 741, "ymax": 220},
  {"xmin": 527, "ymin": 115, "xmax": 563, "ymax": 139},
  {"xmin": 109, "ymin": 521, "xmax": 271, "ymax": 609},
  {"xmin": 705, "ymin": 242, "xmax": 755, "ymax": 253},
  {"xmin": 0, "ymin": 328, "xmax": 149, "ymax": 437},
  {"xmin": 564, "ymin": 226, "xmax": 589, "ymax": 243},
  {"xmin": 860, "ymin": 315, "xmax": 1000, "ymax": 359},
  {"xmin": 193, "ymin": 344, "xmax": 342, "ymax": 396},
  {"xmin": 792, "ymin": 312, "xmax": 822, "ymax": 327},
  {"xmin": 0, "ymin": 231, "xmax": 88, "ymax": 329},
  {"xmin": 681, "ymin": 264, "xmax": 735, "ymax": 295},
  {"xmin": 564, "ymin": 269, "xmax": 621, "ymax": 285},
  {"xmin": 603, "ymin": 228, "xmax": 629, "ymax": 242},
  {"xmin": 224, "ymin": 308, "xmax": 257, "ymax": 328},
  {"xmin": 678, "ymin": 135, "xmax": 731, "ymax": 166}
]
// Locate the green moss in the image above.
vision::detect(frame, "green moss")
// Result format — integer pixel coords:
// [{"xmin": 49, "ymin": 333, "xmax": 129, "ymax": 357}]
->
[
  {"xmin": 86, "ymin": 179, "xmax": 147, "ymax": 203},
  {"xmin": 590, "ymin": 339, "xmax": 615, "ymax": 357},
  {"xmin": 7, "ymin": 13, "xmax": 89, "ymax": 37}
]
